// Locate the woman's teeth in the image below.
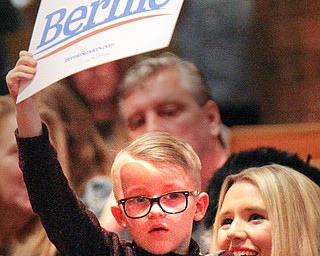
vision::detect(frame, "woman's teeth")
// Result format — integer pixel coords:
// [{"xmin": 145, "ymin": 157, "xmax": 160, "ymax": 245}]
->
[{"xmin": 232, "ymin": 251, "xmax": 258, "ymax": 256}]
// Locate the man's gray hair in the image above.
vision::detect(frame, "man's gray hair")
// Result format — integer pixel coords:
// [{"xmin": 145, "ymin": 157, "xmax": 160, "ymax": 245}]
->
[{"xmin": 119, "ymin": 52, "xmax": 213, "ymax": 106}]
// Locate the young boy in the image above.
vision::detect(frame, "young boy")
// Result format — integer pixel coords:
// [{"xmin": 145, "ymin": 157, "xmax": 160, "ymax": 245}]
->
[{"xmin": 6, "ymin": 51, "xmax": 210, "ymax": 255}]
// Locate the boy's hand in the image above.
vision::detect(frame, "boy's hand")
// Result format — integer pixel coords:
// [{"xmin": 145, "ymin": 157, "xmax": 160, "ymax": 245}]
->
[
  {"xmin": 6, "ymin": 50, "xmax": 37, "ymax": 101},
  {"xmin": 6, "ymin": 50, "xmax": 42, "ymax": 137}
]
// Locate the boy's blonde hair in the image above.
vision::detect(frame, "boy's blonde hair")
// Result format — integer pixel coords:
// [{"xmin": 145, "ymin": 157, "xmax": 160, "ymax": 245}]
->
[
  {"xmin": 111, "ymin": 131, "xmax": 202, "ymax": 198},
  {"xmin": 213, "ymin": 164, "xmax": 320, "ymax": 256}
]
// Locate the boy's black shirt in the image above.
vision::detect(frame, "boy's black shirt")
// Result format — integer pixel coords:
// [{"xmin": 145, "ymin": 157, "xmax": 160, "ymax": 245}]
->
[{"xmin": 16, "ymin": 125, "xmax": 201, "ymax": 256}]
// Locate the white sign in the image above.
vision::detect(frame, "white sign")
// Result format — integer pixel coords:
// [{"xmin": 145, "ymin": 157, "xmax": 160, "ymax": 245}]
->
[{"xmin": 17, "ymin": 0, "xmax": 184, "ymax": 103}]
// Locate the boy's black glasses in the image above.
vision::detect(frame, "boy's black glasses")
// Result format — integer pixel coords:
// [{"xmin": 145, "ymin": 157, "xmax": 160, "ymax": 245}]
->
[{"xmin": 117, "ymin": 190, "xmax": 200, "ymax": 219}]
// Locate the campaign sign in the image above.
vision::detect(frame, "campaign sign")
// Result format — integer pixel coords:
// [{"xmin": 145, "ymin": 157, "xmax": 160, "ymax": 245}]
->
[{"xmin": 17, "ymin": 0, "xmax": 184, "ymax": 103}]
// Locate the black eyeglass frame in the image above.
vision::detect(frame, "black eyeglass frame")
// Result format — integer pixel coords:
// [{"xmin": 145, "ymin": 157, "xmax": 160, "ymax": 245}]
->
[{"xmin": 117, "ymin": 190, "xmax": 200, "ymax": 219}]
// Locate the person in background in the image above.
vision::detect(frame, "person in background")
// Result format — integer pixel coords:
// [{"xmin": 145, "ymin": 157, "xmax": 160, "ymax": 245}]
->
[
  {"xmin": 0, "ymin": 95, "xmax": 35, "ymax": 255},
  {"xmin": 40, "ymin": 60, "xmax": 137, "ymax": 214},
  {"xmin": 0, "ymin": 94, "xmax": 68, "ymax": 255},
  {"xmin": 0, "ymin": 91, "xmax": 112, "ymax": 254},
  {"xmin": 118, "ymin": 52, "xmax": 230, "ymax": 191},
  {"xmin": 41, "ymin": 76, "xmax": 115, "ymax": 194},
  {"xmin": 42, "ymin": 57, "xmax": 136, "ymax": 146},
  {"xmin": 212, "ymin": 164, "xmax": 320, "ymax": 255}
]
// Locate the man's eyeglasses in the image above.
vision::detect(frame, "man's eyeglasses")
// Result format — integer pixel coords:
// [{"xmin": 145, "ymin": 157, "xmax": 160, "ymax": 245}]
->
[{"xmin": 117, "ymin": 190, "xmax": 200, "ymax": 219}]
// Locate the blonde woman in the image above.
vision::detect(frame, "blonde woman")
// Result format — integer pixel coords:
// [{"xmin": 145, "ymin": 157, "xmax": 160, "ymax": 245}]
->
[{"xmin": 211, "ymin": 164, "xmax": 320, "ymax": 256}]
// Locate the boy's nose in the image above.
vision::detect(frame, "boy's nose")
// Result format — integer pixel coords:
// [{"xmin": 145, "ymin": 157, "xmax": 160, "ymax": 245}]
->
[{"xmin": 148, "ymin": 202, "xmax": 165, "ymax": 218}]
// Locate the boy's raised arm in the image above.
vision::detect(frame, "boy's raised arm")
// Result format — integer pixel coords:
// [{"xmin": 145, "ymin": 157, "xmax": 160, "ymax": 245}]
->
[
  {"xmin": 6, "ymin": 50, "xmax": 42, "ymax": 138},
  {"xmin": 5, "ymin": 51, "xmax": 116, "ymax": 255}
]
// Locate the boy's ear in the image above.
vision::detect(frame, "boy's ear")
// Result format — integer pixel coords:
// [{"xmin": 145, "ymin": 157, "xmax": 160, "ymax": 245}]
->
[
  {"xmin": 111, "ymin": 205, "xmax": 128, "ymax": 228},
  {"xmin": 202, "ymin": 100, "xmax": 221, "ymax": 137},
  {"xmin": 193, "ymin": 192, "xmax": 209, "ymax": 221}
]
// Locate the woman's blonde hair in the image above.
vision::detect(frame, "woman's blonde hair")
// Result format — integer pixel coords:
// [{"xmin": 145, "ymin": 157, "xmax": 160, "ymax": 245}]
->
[{"xmin": 213, "ymin": 164, "xmax": 320, "ymax": 256}]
